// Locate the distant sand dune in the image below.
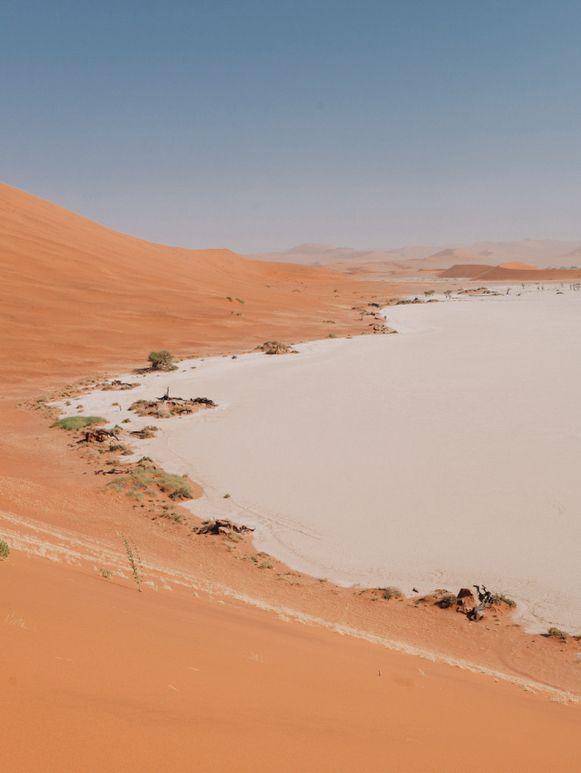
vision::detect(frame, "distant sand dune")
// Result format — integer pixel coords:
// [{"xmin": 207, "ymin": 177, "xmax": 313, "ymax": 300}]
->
[
  {"xmin": 440, "ymin": 262, "xmax": 581, "ymax": 281},
  {"xmin": 254, "ymin": 240, "xmax": 581, "ymax": 275}
]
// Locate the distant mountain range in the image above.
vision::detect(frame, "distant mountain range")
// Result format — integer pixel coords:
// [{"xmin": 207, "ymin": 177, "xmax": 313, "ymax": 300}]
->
[{"xmin": 252, "ymin": 241, "xmax": 581, "ymax": 273}]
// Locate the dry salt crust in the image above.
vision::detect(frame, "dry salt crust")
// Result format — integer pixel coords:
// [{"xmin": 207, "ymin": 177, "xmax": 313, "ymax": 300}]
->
[{"xmin": 65, "ymin": 285, "xmax": 581, "ymax": 635}]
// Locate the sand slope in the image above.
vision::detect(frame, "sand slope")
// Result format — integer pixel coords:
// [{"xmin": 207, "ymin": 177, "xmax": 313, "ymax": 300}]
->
[
  {"xmin": 0, "ymin": 183, "xmax": 384, "ymax": 390},
  {"xmin": 4, "ymin": 552, "xmax": 580, "ymax": 773}
]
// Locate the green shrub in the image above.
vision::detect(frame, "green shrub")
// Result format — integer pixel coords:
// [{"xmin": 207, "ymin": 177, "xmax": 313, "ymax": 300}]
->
[
  {"xmin": 148, "ymin": 350, "xmax": 174, "ymax": 370},
  {"xmin": 54, "ymin": 415, "xmax": 106, "ymax": 431},
  {"xmin": 0, "ymin": 540, "xmax": 10, "ymax": 560}
]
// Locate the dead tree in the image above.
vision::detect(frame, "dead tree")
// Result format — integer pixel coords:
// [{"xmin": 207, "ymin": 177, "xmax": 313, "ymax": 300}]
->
[{"xmin": 78, "ymin": 428, "xmax": 119, "ymax": 444}]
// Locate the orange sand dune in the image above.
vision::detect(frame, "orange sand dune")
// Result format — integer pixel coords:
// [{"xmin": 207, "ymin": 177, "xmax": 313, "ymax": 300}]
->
[
  {"xmin": 2, "ymin": 552, "xmax": 579, "ymax": 773},
  {"xmin": 439, "ymin": 263, "xmax": 495, "ymax": 278},
  {"xmin": 440, "ymin": 261, "xmax": 581, "ymax": 281},
  {"xmin": 496, "ymin": 261, "xmax": 540, "ymax": 271},
  {"xmin": 0, "ymin": 183, "xmax": 385, "ymax": 390},
  {"xmin": 2, "ymin": 184, "xmax": 581, "ymax": 771},
  {"xmin": 477, "ymin": 265, "xmax": 581, "ymax": 281},
  {"xmin": 412, "ymin": 247, "xmax": 483, "ymax": 269}
]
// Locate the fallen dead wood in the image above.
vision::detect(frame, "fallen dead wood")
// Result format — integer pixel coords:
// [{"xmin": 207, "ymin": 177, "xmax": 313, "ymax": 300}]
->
[
  {"xmin": 368, "ymin": 321, "xmax": 397, "ymax": 334},
  {"xmin": 130, "ymin": 393, "xmax": 217, "ymax": 418},
  {"xmin": 455, "ymin": 584, "xmax": 515, "ymax": 622},
  {"xmin": 194, "ymin": 519, "xmax": 254, "ymax": 536},
  {"xmin": 129, "ymin": 425, "xmax": 159, "ymax": 439},
  {"xmin": 416, "ymin": 584, "xmax": 515, "ymax": 622},
  {"xmin": 256, "ymin": 341, "xmax": 298, "ymax": 355},
  {"xmin": 78, "ymin": 428, "xmax": 119, "ymax": 444}
]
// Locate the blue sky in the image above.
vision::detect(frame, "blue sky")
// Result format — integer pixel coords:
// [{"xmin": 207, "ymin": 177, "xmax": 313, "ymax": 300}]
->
[{"xmin": 2, "ymin": 1, "xmax": 581, "ymax": 252}]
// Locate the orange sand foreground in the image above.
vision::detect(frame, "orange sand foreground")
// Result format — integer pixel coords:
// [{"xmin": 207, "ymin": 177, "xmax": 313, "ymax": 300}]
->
[
  {"xmin": 1, "ymin": 184, "xmax": 581, "ymax": 772},
  {"xmin": 4, "ymin": 553, "xmax": 581, "ymax": 773}
]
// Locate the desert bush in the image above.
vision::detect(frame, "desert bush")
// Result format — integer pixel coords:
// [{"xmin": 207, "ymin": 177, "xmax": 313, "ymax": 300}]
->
[
  {"xmin": 437, "ymin": 592, "xmax": 456, "ymax": 609},
  {"xmin": 148, "ymin": 350, "xmax": 174, "ymax": 370},
  {"xmin": 381, "ymin": 586, "xmax": 403, "ymax": 600},
  {"xmin": 546, "ymin": 627, "xmax": 569, "ymax": 641},
  {"xmin": 0, "ymin": 540, "xmax": 10, "ymax": 560},
  {"xmin": 54, "ymin": 415, "xmax": 106, "ymax": 431}
]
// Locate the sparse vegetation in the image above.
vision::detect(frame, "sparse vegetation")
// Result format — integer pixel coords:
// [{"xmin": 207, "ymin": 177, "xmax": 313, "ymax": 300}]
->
[
  {"xmin": 99, "ymin": 567, "xmax": 113, "ymax": 579},
  {"xmin": 148, "ymin": 350, "xmax": 175, "ymax": 371},
  {"xmin": 129, "ymin": 425, "xmax": 159, "ymax": 439},
  {"xmin": 55, "ymin": 415, "xmax": 106, "ymax": 431},
  {"xmin": 0, "ymin": 540, "xmax": 10, "ymax": 560},
  {"xmin": 546, "ymin": 626, "xmax": 569, "ymax": 641},
  {"xmin": 437, "ymin": 592, "xmax": 456, "ymax": 609},
  {"xmin": 492, "ymin": 593, "xmax": 517, "ymax": 608},
  {"xmin": 381, "ymin": 586, "xmax": 403, "ymax": 600},
  {"xmin": 122, "ymin": 535, "xmax": 143, "ymax": 591},
  {"xmin": 159, "ymin": 507, "xmax": 185, "ymax": 524},
  {"xmin": 108, "ymin": 458, "xmax": 193, "ymax": 500},
  {"xmin": 108, "ymin": 443, "xmax": 131, "ymax": 455}
]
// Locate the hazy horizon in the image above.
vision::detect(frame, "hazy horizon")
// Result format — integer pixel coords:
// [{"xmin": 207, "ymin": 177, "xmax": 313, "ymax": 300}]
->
[{"xmin": 3, "ymin": 1, "xmax": 581, "ymax": 252}]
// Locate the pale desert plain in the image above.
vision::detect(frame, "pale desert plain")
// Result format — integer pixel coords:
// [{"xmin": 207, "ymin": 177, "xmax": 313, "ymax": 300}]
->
[
  {"xmin": 68, "ymin": 286, "xmax": 581, "ymax": 636},
  {"xmin": 2, "ymin": 184, "xmax": 581, "ymax": 773}
]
